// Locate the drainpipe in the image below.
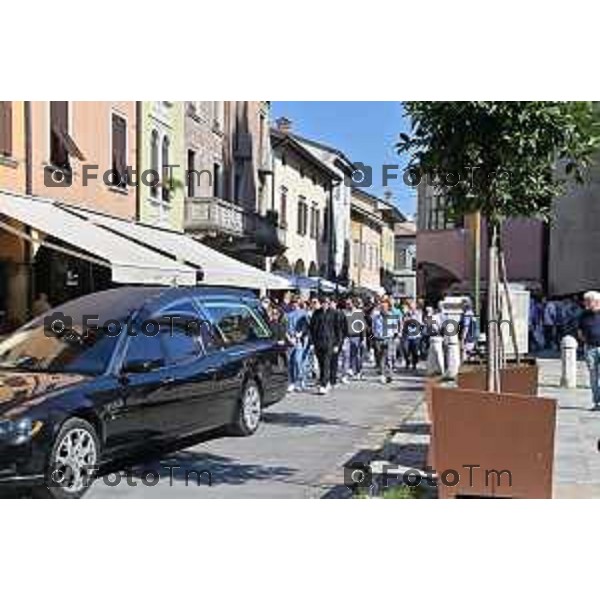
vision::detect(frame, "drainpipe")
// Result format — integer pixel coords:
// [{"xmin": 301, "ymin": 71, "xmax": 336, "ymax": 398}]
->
[
  {"xmin": 24, "ymin": 101, "xmax": 34, "ymax": 316},
  {"xmin": 135, "ymin": 101, "xmax": 142, "ymax": 221}
]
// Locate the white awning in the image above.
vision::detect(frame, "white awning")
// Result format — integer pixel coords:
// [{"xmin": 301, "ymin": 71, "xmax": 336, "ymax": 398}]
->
[
  {"xmin": 0, "ymin": 192, "xmax": 197, "ymax": 286},
  {"xmin": 64, "ymin": 206, "xmax": 291, "ymax": 290},
  {"xmin": 273, "ymin": 273, "xmax": 346, "ymax": 293}
]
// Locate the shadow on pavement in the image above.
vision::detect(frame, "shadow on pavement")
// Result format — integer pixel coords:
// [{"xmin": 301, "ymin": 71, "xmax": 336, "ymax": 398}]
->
[{"xmin": 262, "ymin": 411, "xmax": 348, "ymax": 428}]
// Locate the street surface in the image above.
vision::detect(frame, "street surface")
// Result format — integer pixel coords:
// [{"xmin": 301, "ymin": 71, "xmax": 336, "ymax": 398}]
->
[{"xmin": 85, "ymin": 370, "xmax": 424, "ymax": 498}]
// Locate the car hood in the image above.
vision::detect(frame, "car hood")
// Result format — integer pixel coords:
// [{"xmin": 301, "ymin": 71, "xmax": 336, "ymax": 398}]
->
[{"xmin": 0, "ymin": 370, "xmax": 88, "ymax": 417}]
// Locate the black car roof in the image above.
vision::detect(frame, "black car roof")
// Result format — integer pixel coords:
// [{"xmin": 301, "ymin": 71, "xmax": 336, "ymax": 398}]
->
[{"xmin": 44, "ymin": 286, "xmax": 258, "ymax": 327}]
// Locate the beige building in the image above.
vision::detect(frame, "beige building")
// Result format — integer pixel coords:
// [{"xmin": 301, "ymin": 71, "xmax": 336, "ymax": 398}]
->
[
  {"xmin": 270, "ymin": 124, "xmax": 340, "ymax": 278},
  {"xmin": 350, "ymin": 188, "xmax": 384, "ymax": 293}
]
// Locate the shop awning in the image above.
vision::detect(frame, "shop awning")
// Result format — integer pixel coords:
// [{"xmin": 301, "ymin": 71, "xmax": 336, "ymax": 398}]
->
[
  {"xmin": 273, "ymin": 273, "xmax": 346, "ymax": 293},
  {"xmin": 0, "ymin": 192, "xmax": 197, "ymax": 286},
  {"xmin": 64, "ymin": 206, "xmax": 291, "ymax": 290}
]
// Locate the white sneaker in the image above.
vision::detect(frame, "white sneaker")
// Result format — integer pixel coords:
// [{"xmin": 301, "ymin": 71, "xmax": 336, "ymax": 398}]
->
[
  {"xmin": 380, "ymin": 374, "xmax": 387, "ymax": 384},
  {"xmin": 287, "ymin": 384, "xmax": 295, "ymax": 393},
  {"xmin": 347, "ymin": 369, "xmax": 354, "ymax": 378},
  {"xmin": 318, "ymin": 386, "xmax": 328, "ymax": 395},
  {"xmin": 341, "ymin": 376, "xmax": 349, "ymax": 385}
]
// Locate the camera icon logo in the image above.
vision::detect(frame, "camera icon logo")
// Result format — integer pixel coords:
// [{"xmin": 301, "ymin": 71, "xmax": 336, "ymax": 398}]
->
[
  {"xmin": 44, "ymin": 166, "xmax": 72, "ymax": 188},
  {"xmin": 344, "ymin": 162, "xmax": 372, "ymax": 188},
  {"xmin": 346, "ymin": 311, "xmax": 367, "ymax": 336},
  {"xmin": 344, "ymin": 462, "xmax": 372, "ymax": 490},
  {"xmin": 44, "ymin": 312, "xmax": 73, "ymax": 338}
]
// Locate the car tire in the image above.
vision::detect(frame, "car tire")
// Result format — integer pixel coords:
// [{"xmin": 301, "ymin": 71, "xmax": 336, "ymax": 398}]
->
[
  {"xmin": 35, "ymin": 417, "xmax": 100, "ymax": 499},
  {"xmin": 229, "ymin": 379, "xmax": 262, "ymax": 437}
]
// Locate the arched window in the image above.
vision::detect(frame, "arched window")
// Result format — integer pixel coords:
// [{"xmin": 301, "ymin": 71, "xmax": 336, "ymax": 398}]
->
[
  {"xmin": 150, "ymin": 129, "xmax": 159, "ymax": 198},
  {"xmin": 161, "ymin": 135, "xmax": 170, "ymax": 202},
  {"xmin": 294, "ymin": 259, "xmax": 306, "ymax": 277}
]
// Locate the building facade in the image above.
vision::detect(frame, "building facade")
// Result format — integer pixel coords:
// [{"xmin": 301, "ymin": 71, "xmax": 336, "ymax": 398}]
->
[
  {"xmin": 393, "ymin": 221, "xmax": 417, "ymax": 298},
  {"xmin": 549, "ymin": 155, "xmax": 600, "ymax": 296},
  {"xmin": 416, "ymin": 180, "xmax": 545, "ymax": 302},
  {"xmin": 184, "ymin": 101, "xmax": 283, "ymax": 269},
  {"xmin": 138, "ymin": 101, "xmax": 185, "ymax": 230},
  {"xmin": 350, "ymin": 188, "xmax": 384, "ymax": 292},
  {"xmin": 270, "ymin": 125, "xmax": 339, "ymax": 278}
]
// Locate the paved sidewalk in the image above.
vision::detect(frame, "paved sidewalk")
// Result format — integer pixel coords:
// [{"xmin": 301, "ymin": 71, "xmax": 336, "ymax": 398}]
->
[{"xmin": 538, "ymin": 358, "xmax": 600, "ymax": 498}]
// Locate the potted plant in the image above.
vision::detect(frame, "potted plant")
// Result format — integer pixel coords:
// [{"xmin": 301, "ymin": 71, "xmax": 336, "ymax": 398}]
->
[{"xmin": 398, "ymin": 102, "xmax": 600, "ymax": 498}]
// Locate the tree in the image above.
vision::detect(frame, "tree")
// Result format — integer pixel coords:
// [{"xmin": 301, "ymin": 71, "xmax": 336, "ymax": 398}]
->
[{"xmin": 398, "ymin": 102, "xmax": 600, "ymax": 391}]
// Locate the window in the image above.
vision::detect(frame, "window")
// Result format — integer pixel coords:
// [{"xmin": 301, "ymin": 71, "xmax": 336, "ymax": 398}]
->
[
  {"xmin": 314, "ymin": 208, "xmax": 320, "ymax": 240},
  {"xmin": 213, "ymin": 163, "xmax": 220, "ymax": 197},
  {"xmin": 310, "ymin": 205, "xmax": 317, "ymax": 239},
  {"xmin": 203, "ymin": 303, "xmax": 271, "ymax": 346},
  {"xmin": 280, "ymin": 187, "xmax": 288, "ymax": 228},
  {"xmin": 353, "ymin": 240, "xmax": 360, "ymax": 267},
  {"xmin": 0, "ymin": 101, "xmax": 12, "ymax": 157},
  {"xmin": 111, "ymin": 113, "xmax": 127, "ymax": 188},
  {"xmin": 187, "ymin": 150, "xmax": 196, "ymax": 197},
  {"xmin": 322, "ymin": 207, "xmax": 329, "ymax": 242},
  {"xmin": 50, "ymin": 101, "xmax": 69, "ymax": 169},
  {"xmin": 297, "ymin": 197, "xmax": 308, "ymax": 236},
  {"xmin": 161, "ymin": 135, "xmax": 170, "ymax": 202},
  {"xmin": 362, "ymin": 243, "xmax": 367, "ymax": 268},
  {"xmin": 150, "ymin": 130, "xmax": 159, "ymax": 198},
  {"xmin": 125, "ymin": 321, "xmax": 201, "ymax": 369}
]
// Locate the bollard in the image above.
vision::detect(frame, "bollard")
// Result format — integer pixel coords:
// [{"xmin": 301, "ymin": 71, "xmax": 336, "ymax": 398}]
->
[
  {"xmin": 445, "ymin": 335, "xmax": 461, "ymax": 380},
  {"xmin": 560, "ymin": 335, "xmax": 578, "ymax": 389},
  {"xmin": 427, "ymin": 335, "xmax": 445, "ymax": 376}
]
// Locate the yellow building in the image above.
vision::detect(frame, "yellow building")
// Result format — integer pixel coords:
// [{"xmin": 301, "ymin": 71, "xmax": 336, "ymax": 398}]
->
[
  {"xmin": 350, "ymin": 188, "xmax": 384, "ymax": 293},
  {"xmin": 270, "ymin": 124, "xmax": 339, "ymax": 278}
]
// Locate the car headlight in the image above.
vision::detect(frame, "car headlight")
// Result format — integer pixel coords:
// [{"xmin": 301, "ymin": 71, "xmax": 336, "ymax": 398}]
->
[{"xmin": 0, "ymin": 418, "xmax": 43, "ymax": 441}]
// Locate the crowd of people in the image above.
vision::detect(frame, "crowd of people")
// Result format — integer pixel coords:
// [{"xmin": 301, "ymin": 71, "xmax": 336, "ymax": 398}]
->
[
  {"xmin": 528, "ymin": 295, "xmax": 584, "ymax": 352},
  {"xmin": 261, "ymin": 292, "xmax": 477, "ymax": 395}
]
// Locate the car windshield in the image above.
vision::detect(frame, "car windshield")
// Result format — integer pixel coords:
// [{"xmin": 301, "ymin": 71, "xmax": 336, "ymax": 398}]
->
[{"xmin": 0, "ymin": 323, "xmax": 122, "ymax": 375}]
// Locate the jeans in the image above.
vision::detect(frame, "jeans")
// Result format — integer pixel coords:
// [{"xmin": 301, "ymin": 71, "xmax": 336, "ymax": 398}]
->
[
  {"xmin": 288, "ymin": 342, "xmax": 308, "ymax": 388},
  {"xmin": 349, "ymin": 337, "xmax": 363, "ymax": 375},
  {"xmin": 374, "ymin": 338, "xmax": 395, "ymax": 378},
  {"xmin": 339, "ymin": 338, "xmax": 352, "ymax": 375},
  {"xmin": 402, "ymin": 337, "xmax": 420, "ymax": 369},
  {"xmin": 585, "ymin": 346, "xmax": 600, "ymax": 406}
]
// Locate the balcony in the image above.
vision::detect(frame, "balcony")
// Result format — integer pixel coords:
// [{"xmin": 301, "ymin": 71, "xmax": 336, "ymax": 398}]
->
[{"xmin": 185, "ymin": 197, "xmax": 286, "ymax": 256}]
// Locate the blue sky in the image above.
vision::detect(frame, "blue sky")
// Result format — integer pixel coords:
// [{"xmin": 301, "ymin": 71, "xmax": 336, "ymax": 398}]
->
[{"xmin": 271, "ymin": 101, "xmax": 416, "ymax": 218}]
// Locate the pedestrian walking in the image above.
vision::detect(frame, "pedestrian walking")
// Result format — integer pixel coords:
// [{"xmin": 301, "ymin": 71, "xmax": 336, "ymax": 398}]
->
[
  {"xmin": 329, "ymin": 299, "xmax": 348, "ymax": 388},
  {"xmin": 372, "ymin": 299, "xmax": 400, "ymax": 383},
  {"xmin": 347, "ymin": 298, "xmax": 366, "ymax": 380},
  {"xmin": 401, "ymin": 300, "xmax": 422, "ymax": 370},
  {"xmin": 543, "ymin": 297, "xmax": 558, "ymax": 350},
  {"xmin": 286, "ymin": 297, "xmax": 310, "ymax": 392},
  {"xmin": 309, "ymin": 297, "xmax": 336, "ymax": 395},
  {"xmin": 459, "ymin": 299, "xmax": 477, "ymax": 360},
  {"xmin": 577, "ymin": 291, "xmax": 600, "ymax": 411}
]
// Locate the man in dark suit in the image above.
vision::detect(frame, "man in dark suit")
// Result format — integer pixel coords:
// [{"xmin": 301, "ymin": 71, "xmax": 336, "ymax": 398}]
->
[{"xmin": 309, "ymin": 297, "xmax": 336, "ymax": 395}]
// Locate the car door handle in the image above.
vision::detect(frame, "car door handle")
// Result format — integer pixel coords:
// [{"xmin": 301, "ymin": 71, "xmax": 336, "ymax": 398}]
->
[{"xmin": 161, "ymin": 376, "xmax": 176, "ymax": 385}]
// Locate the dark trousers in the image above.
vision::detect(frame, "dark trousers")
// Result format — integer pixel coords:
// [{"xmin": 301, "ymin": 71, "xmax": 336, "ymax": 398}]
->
[
  {"xmin": 330, "ymin": 348, "xmax": 340, "ymax": 385},
  {"xmin": 402, "ymin": 337, "xmax": 420, "ymax": 369},
  {"xmin": 315, "ymin": 346, "xmax": 333, "ymax": 388}
]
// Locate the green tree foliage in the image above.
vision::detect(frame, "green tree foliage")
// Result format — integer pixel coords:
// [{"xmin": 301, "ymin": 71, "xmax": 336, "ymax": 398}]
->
[{"xmin": 397, "ymin": 102, "xmax": 600, "ymax": 222}]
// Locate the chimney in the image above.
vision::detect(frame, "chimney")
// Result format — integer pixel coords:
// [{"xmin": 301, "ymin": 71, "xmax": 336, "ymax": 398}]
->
[{"xmin": 276, "ymin": 116, "xmax": 292, "ymax": 134}]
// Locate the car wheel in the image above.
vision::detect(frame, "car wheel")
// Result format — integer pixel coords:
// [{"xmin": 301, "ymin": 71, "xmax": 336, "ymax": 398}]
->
[
  {"xmin": 37, "ymin": 417, "xmax": 100, "ymax": 499},
  {"xmin": 229, "ymin": 379, "xmax": 262, "ymax": 436}
]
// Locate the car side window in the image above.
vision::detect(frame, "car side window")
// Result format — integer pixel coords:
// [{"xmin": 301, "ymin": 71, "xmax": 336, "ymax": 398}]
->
[
  {"xmin": 161, "ymin": 324, "xmax": 200, "ymax": 364},
  {"xmin": 203, "ymin": 302, "xmax": 271, "ymax": 346},
  {"xmin": 125, "ymin": 331, "xmax": 164, "ymax": 367}
]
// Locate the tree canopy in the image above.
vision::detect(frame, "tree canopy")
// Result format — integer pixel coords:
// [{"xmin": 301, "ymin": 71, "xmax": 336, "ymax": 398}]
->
[{"xmin": 397, "ymin": 101, "xmax": 600, "ymax": 221}]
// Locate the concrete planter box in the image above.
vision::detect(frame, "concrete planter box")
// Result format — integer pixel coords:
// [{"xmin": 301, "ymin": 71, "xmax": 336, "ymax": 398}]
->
[{"xmin": 427, "ymin": 363, "xmax": 556, "ymax": 499}]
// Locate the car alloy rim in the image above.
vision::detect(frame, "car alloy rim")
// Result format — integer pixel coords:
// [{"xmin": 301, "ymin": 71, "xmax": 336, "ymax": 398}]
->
[
  {"xmin": 243, "ymin": 385, "xmax": 261, "ymax": 430},
  {"xmin": 52, "ymin": 428, "xmax": 98, "ymax": 494}
]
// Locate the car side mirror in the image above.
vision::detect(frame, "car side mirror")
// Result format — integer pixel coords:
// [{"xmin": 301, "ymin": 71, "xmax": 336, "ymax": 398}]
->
[{"xmin": 122, "ymin": 358, "xmax": 165, "ymax": 374}]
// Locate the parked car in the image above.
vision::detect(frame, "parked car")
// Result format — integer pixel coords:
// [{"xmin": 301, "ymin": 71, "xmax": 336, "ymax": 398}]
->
[{"xmin": 0, "ymin": 287, "xmax": 288, "ymax": 498}]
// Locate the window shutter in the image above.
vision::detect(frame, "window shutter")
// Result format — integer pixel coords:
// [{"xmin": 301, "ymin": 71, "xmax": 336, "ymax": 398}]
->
[{"xmin": 0, "ymin": 101, "xmax": 12, "ymax": 157}]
